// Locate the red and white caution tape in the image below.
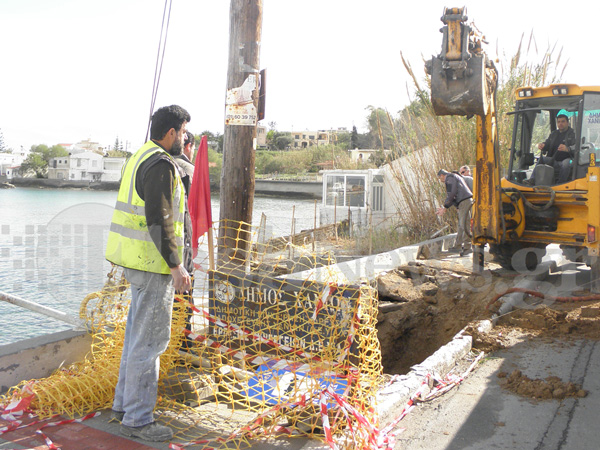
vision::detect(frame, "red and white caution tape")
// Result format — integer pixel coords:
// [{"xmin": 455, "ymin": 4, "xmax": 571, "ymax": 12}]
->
[
  {"xmin": 184, "ymin": 329, "xmax": 313, "ymax": 375},
  {"xmin": 0, "ymin": 382, "xmax": 35, "ymax": 420},
  {"xmin": 319, "ymin": 391, "xmax": 339, "ymax": 450},
  {"xmin": 377, "ymin": 352, "xmax": 486, "ymax": 448},
  {"xmin": 0, "ymin": 411, "xmax": 99, "ymax": 450},
  {"xmin": 199, "ymin": 307, "xmax": 324, "ymax": 363},
  {"xmin": 312, "ymin": 284, "xmax": 336, "ymax": 321},
  {"xmin": 193, "ymin": 306, "xmax": 360, "ymax": 378}
]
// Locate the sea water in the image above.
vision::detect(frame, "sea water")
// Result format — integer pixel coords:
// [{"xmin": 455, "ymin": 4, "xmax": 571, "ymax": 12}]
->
[{"xmin": 0, "ymin": 187, "xmax": 318, "ymax": 345}]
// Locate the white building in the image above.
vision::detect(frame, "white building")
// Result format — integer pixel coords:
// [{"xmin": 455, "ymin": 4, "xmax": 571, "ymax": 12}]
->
[
  {"xmin": 0, "ymin": 150, "xmax": 27, "ymax": 179},
  {"xmin": 47, "ymin": 156, "xmax": 70, "ymax": 179},
  {"xmin": 69, "ymin": 152, "xmax": 104, "ymax": 181},
  {"xmin": 47, "ymin": 154, "xmax": 126, "ymax": 182},
  {"xmin": 320, "ymin": 169, "xmax": 387, "ymax": 232},
  {"xmin": 320, "ymin": 149, "xmax": 437, "ymax": 233},
  {"xmin": 102, "ymin": 157, "xmax": 127, "ymax": 182},
  {"xmin": 292, "ymin": 130, "xmax": 331, "ymax": 148}
]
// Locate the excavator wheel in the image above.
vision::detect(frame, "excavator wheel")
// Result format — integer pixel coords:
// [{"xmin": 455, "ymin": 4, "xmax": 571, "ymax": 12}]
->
[
  {"xmin": 587, "ymin": 256, "xmax": 600, "ymax": 294},
  {"xmin": 560, "ymin": 245, "xmax": 586, "ymax": 263},
  {"xmin": 489, "ymin": 243, "xmax": 547, "ymax": 272}
]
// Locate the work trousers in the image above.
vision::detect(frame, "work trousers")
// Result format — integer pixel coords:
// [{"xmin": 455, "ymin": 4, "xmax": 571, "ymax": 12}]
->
[
  {"xmin": 454, "ymin": 198, "xmax": 473, "ymax": 251},
  {"xmin": 532, "ymin": 155, "xmax": 571, "ymax": 184},
  {"xmin": 113, "ymin": 268, "xmax": 174, "ymax": 427}
]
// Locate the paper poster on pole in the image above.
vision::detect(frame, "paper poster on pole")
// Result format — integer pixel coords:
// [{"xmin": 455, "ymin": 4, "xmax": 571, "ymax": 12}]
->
[{"xmin": 225, "ymin": 74, "xmax": 258, "ymax": 126}]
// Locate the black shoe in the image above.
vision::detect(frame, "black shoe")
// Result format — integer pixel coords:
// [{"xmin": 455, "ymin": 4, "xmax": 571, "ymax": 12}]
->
[{"xmin": 120, "ymin": 421, "xmax": 173, "ymax": 442}]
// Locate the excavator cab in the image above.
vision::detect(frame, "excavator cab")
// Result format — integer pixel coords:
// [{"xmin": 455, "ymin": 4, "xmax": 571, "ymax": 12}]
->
[{"xmin": 506, "ymin": 88, "xmax": 600, "ymax": 186}]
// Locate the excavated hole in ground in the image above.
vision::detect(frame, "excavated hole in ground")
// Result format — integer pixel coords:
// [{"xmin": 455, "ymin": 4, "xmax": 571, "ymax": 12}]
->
[
  {"xmin": 376, "ymin": 258, "xmax": 600, "ymax": 376},
  {"xmin": 375, "ymin": 259, "xmax": 502, "ymax": 375}
]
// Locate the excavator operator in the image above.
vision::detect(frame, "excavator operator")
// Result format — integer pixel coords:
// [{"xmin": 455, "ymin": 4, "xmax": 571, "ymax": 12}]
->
[{"xmin": 528, "ymin": 113, "xmax": 576, "ymax": 185}]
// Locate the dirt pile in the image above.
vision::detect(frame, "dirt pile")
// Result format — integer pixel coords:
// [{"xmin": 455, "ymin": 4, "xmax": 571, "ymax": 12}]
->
[
  {"xmin": 462, "ymin": 324, "xmax": 508, "ymax": 353},
  {"xmin": 497, "ymin": 303, "xmax": 600, "ymax": 340},
  {"xmin": 498, "ymin": 369, "xmax": 587, "ymax": 400}
]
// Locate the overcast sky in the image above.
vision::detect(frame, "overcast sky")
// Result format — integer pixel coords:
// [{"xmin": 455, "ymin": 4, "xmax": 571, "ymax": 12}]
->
[{"xmin": 0, "ymin": 0, "xmax": 596, "ymax": 152}]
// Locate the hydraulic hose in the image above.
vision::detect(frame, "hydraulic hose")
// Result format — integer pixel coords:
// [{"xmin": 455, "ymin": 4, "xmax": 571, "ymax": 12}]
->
[
  {"xmin": 520, "ymin": 186, "xmax": 556, "ymax": 212},
  {"xmin": 487, "ymin": 287, "xmax": 600, "ymax": 310}
]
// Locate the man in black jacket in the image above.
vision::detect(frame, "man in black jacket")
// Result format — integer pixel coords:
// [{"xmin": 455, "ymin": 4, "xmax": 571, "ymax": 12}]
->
[
  {"xmin": 175, "ymin": 131, "xmax": 196, "ymax": 349},
  {"xmin": 529, "ymin": 113, "xmax": 576, "ymax": 185},
  {"xmin": 436, "ymin": 169, "xmax": 473, "ymax": 255}
]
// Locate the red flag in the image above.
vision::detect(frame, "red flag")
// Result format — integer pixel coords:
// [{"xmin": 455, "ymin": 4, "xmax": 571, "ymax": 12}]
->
[{"xmin": 189, "ymin": 135, "xmax": 213, "ymax": 249}]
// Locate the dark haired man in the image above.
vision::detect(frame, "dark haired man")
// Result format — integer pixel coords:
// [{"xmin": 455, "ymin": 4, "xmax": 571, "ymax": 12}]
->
[
  {"xmin": 528, "ymin": 113, "xmax": 576, "ymax": 185},
  {"xmin": 174, "ymin": 130, "xmax": 196, "ymax": 349},
  {"xmin": 436, "ymin": 169, "xmax": 473, "ymax": 256},
  {"xmin": 176, "ymin": 131, "xmax": 195, "ymax": 192},
  {"xmin": 105, "ymin": 104, "xmax": 192, "ymax": 441}
]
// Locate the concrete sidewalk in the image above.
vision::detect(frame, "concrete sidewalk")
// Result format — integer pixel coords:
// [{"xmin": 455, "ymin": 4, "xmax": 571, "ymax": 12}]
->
[{"xmin": 395, "ymin": 335, "xmax": 599, "ymax": 450}]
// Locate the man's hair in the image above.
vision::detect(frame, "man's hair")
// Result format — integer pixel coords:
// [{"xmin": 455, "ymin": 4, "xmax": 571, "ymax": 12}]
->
[
  {"xmin": 459, "ymin": 165, "xmax": 470, "ymax": 173},
  {"xmin": 557, "ymin": 114, "xmax": 568, "ymax": 121},
  {"xmin": 150, "ymin": 105, "xmax": 191, "ymax": 140},
  {"xmin": 185, "ymin": 131, "xmax": 195, "ymax": 147},
  {"xmin": 437, "ymin": 169, "xmax": 449, "ymax": 176}
]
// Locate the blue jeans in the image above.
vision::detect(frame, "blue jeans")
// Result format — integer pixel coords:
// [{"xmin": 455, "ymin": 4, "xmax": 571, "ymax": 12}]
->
[{"xmin": 113, "ymin": 268, "xmax": 174, "ymax": 427}]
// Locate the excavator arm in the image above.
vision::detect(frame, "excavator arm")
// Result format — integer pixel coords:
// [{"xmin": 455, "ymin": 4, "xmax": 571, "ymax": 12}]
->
[{"xmin": 426, "ymin": 7, "xmax": 501, "ymax": 272}]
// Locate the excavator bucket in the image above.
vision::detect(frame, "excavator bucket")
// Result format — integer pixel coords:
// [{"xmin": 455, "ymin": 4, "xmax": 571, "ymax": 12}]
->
[
  {"xmin": 430, "ymin": 53, "xmax": 489, "ymax": 116},
  {"xmin": 426, "ymin": 7, "xmax": 494, "ymax": 117}
]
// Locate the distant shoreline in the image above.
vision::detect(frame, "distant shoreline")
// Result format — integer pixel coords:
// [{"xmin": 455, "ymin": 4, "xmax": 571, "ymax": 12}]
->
[
  {"xmin": 6, "ymin": 177, "xmax": 120, "ymax": 191},
  {"xmin": 3, "ymin": 177, "xmax": 323, "ymax": 199}
]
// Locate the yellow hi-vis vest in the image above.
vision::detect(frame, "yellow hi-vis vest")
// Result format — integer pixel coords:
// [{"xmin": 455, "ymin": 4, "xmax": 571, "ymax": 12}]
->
[{"xmin": 105, "ymin": 141, "xmax": 185, "ymax": 275}]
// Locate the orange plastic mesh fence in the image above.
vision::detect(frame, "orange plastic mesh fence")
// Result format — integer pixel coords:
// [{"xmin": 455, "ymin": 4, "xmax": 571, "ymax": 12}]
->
[{"xmin": 1, "ymin": 220, "xmax": 383, "ymax": 449}]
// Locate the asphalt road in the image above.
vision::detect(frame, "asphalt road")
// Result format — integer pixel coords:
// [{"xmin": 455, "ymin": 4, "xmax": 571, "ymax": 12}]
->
[{"xmin": 394, "ymin": 256, "xmax": 600, "ymax": 450}]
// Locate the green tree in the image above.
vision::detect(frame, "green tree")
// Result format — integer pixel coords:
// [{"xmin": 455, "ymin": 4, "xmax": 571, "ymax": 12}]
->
[
  {"xmin": 0, "ymin": 129, "xmax": 10, "ymax": 153},
  {"xmin": 365, "ymin": 106, "xmax": 397, "ymax": 150},
  {"xmin": 113, "ymin": 136, "xmax": 123, "ymax": 152},
  {"xmin": 273, "ymin": 134, "xmax": 293, "ymax": 150},
  {"xmin": 350, "ymin": 125, "xmax": 359, "ymax": 149},
  {"xmin": 200, "ymin": 130, "xmax": 224, "ymax": 153},
  {"xmin": 21, "ymin": 144, "xmax": 68, "ymax": 178},
  {"xmin": 207, "ymin": 146, "xmax": 223, "ymax": 186},
  {"xmin": 335, "ymin": 131, "xmax": 351, "ymax": 150},
  {"xmin": 106, "ymin": 149, "xmax": 132, "ymax": 158}
]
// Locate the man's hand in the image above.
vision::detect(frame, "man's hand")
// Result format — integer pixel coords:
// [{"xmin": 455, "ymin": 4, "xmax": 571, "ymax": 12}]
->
[
  {"xmin": 170, "ymin": 264, "xmax": 191, "ymax": 292},
  {"xmin": 436, "ymin": 207, "xmax": 446, "ymax": 216},
  {"xmin": 557, "ymin": 144, "xmax": 568, "ymax": 152}
]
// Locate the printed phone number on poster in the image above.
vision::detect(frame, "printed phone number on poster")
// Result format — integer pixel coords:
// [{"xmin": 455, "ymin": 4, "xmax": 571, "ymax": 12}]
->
[{"xmin": 226, "ymin": 114, "xmax": 256, "ymax": 121}]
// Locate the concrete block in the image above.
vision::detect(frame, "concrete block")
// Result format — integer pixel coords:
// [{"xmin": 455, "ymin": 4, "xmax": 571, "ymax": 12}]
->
[{"xmin": 0, "ymin": 329, "xmax": 92, "ymax": 394}]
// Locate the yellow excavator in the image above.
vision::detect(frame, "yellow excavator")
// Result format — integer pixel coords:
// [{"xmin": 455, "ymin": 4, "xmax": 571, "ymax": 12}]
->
[{"xmin": 426, "ymin": 7, "xmax": 600, "ymax": 291}]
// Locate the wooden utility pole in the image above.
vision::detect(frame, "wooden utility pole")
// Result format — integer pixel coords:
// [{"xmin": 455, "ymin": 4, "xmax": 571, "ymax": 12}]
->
[{"xmin": 218, "ymin": 0, "xmax": 263, "ymax": 265}]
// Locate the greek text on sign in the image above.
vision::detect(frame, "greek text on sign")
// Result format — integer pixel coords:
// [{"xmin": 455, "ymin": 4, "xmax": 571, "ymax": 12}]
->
[
  {"xmin": 225, "ymin": 74, "xmax": 258, "ymax": 126},
  {"xmin": 209, "ymin": 271, "xmax": 359, "ymax": 358}
]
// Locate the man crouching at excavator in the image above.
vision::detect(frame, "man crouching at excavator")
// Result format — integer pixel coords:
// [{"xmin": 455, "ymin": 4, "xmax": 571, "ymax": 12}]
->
[{"xmin": 436, "ymin": 169, "xmax": 473, "ymax": 256}]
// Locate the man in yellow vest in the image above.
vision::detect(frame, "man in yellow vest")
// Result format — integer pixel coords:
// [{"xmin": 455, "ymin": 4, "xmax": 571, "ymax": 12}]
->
[{"xmin": 105, "ymin": 105, "xmax": 192, "ymax": 442}]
